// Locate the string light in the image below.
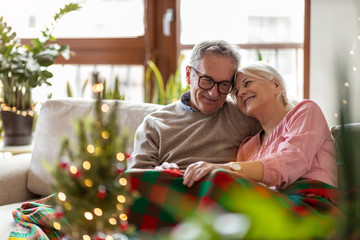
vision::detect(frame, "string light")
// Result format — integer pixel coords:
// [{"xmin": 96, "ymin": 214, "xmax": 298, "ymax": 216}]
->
[
  {"xmin": 116, "ymin": 203, "xmax": 124, "ymax": 210},
  {"xmin": 53, "ymin": 222, "xmax": 61, "ymax": 230},
  {"xmin": 82, "ymin": 161, "xmax": 91, "ymax": 170},
  {"xmin": 70, "ymin": 166, "xmax": 78, "ymax": 175},
  {"xmin": 109, "ymin": 217, "xmax": 117, "ymax": 225},
  {"xmin": 92, "ymin": 83, "xmax": 104, "ymax": 93},
  {"xmin": 105, "ymin": 236, "xmax": 114, "ymax": 240},
  {"xmin": 117, "ymin": 195, "xmax": 126, "ymax": 203},
  {"xmin": 116, "ymin": 152, "xmax": 125, "ymax": 161},
  {"xmin": 84, "ymin": 179, "xmax": 93, "ymax": 187},
  {"xmin": 344, "ymin": 82, "xmax": 350, "ymax": 87},
  {"xmin": 119, "ymin": 178, "xmax": 127, "ymax": 186},
  {"xmin": 87, "ymin": 144, "xmax": 95, "ymax": 153},
  {"xmin": 101, "ymin": 103, "xmax": 109, "ymax": 112},
  {"xmin": 83, "ymin": 235, "xmax": 91, "ymax": 240},
  {"xmin": 84, "ymin": 211, "xmax": 93, "ymax": 220},
  {"xmin": 102, "ymin": 130, "xmax": 110, "ymax": 139},
  {"xmin": 119, "ymin": 213, "xmax": 128, "ymax": 221},
  {"xmin": 95, "ymin": 146, "xmax": 102, "ymax": 155},
  {"xmin": 94, "ymin": 208, "xmax": 103, "ymax": 216},
  {"xmin": 0, "ymin": 103, "xmax": 35, "ymax": 116},
  {"xmin": 64, "ymin": 202, "xmax": 72, "ymax": 210},
  {"xmin": 58, "ymin": 192, "xmax": 66, "ymax": 201}
]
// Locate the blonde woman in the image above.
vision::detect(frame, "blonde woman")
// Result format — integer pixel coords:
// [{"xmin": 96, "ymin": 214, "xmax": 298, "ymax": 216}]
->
[{"xmin": 183, "ymin": 62, "xmax": 337, "ymax": 198}]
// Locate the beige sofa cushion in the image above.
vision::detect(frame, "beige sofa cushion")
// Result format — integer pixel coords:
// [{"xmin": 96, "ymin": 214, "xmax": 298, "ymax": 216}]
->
[{"xmin": 27, "ymin": 98, "xmax": 163, "ymax": 196}]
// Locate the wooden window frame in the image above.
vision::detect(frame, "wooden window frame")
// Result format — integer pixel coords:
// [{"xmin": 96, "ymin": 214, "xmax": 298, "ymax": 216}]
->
[{"xmin": 21, "ymin": 0, "xmax": 310, "ymax": 98}]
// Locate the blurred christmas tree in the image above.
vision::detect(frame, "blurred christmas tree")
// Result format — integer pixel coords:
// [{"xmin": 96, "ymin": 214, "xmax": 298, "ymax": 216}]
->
[{"xmin": 50, "ymin": 84, "xmax": 135, "ymax": 239}]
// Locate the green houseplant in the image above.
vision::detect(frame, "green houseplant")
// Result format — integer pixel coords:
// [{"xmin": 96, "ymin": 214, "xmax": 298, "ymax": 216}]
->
[
  {"xmin": 0, "ymin": 3, "xmax": 80, "ymax": 146},
  {"xmin": 144, "ymin": 54, "xmax": 189, "ymax": 105}
]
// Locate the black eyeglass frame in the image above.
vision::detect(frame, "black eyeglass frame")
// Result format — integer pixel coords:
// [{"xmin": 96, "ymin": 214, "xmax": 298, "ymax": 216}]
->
[{"xmin": 188, "ymin": 65, "xmax": 234, "ymax": 95}]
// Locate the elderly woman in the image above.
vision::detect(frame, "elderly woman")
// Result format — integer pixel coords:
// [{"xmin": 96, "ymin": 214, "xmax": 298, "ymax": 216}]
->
[{"xmin": 183, "ymin": 62, "xmax": 338, "ymax": 192}]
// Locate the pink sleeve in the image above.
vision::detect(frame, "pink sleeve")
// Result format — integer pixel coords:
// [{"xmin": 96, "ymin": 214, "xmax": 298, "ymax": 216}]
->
[{"xmin": 261, "ymin": 101, "xmax": 331, "ymax": 188}]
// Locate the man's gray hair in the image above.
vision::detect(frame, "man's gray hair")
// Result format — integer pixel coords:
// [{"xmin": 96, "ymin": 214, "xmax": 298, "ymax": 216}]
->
[{"xmin": 189, "ymin": 40, "xmax": 241, "ymax": 69}]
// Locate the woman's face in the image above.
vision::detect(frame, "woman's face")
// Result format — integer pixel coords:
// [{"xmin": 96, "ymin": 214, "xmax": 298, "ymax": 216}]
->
[{"xmin": 233, "ymin": 72, "xmax": 280, "ymax": 118}]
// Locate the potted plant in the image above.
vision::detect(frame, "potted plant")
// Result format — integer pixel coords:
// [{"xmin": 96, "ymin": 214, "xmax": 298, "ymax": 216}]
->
[{"xmin": 0, "ymin": 3, "xmax": 80, "ymax": 146}]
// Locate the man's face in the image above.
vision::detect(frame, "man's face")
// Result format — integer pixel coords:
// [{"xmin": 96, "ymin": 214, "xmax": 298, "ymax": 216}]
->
[{"xmin": 186, "ymin": 55, "xmax": 235, "ymax": 114}]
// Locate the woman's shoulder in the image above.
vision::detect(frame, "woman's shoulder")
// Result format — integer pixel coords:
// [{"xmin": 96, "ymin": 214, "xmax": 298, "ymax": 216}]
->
[{"xmin": 289, "ymin": 99, "xmax": 322, "ymax": 115}]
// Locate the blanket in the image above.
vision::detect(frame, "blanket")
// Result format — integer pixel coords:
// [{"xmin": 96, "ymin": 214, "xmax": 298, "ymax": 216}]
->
[{"xmin": 9, "ymin": 169, "xmax": 341, "ymax": 239}]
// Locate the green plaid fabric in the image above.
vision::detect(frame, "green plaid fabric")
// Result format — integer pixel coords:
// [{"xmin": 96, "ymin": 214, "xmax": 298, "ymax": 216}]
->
[
  {"xmin": 9, "ymin": 169, "xmax": 342, "ymax": 239},
  {"xmin": 127, "ymin": 169, "xmax": 342, "ymax": 234}
]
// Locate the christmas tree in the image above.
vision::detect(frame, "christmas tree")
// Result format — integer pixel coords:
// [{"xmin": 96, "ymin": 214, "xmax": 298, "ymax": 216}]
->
[{"xmin": 51, "ymin": 84, "xmax": 135, "ymax": 239}]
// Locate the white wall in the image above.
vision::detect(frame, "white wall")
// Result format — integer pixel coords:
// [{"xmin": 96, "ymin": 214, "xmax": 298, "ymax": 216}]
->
[{"xmin": 310, "ymin": 0, "xmax": 360, "ymax": 126}]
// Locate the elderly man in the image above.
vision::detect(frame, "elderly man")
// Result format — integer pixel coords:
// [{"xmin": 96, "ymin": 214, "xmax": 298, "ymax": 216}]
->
[{"xmin": 128, "ymin": 40, "xmax": 259, "ymax": 171}]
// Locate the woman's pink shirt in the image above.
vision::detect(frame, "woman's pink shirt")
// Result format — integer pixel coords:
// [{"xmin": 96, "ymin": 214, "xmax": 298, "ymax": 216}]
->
[{"xmin": 237, "ymin": 100, "xmax": 338, "ymax": 189}]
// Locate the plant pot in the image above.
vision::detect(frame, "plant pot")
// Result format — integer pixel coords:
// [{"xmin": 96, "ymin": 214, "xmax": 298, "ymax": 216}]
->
[{"xmin": 1, "ymin": 110, "xmax": 34, "ymax": 146}]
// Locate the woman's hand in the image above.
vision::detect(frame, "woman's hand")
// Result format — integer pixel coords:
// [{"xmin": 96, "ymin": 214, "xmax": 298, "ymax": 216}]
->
[{"xmin": 183, "ymin": 161, "xmax": 228, "ymax": 187}]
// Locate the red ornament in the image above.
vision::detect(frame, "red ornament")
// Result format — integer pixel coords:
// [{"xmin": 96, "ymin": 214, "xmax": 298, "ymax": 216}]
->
[
  {"xmin": 54, "ymin": 210, "xmax": 64, "ymax": 218},
  {"xmin": 119, "ymin": 221, "xmax": 129, "ymax": 231},
  {"xmin": 73, "ymin": 170, "xmax": 82, "ymax": 179},
  {"xmin": 97, "ymin": 185, "xmax": 107, "ymax": 199},
  {"xmin": 97, "ymin": 191, "xmax": 107, "ymax": 199},
  {"xmin": 125, "ymin": 153, "xmax": 131, "ymax": 159},
  {"xmin": 95, "ymin": 233, "xmax": 106, "ymax": 240},
  {"xmin": 116, "ymin": 163, "xmax": 125, "ymax": 174},
  {"xmin": 59, "ymin": 162, "xmax": 68, "ymax": 169}
]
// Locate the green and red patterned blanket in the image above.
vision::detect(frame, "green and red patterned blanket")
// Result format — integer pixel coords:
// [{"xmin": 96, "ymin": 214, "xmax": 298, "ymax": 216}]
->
[{"xmin": 9, "ymin": 169, "xmax": 342, "ymax": 239}]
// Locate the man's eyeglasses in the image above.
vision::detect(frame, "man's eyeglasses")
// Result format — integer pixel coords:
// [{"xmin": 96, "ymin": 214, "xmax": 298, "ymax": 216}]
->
[{"xmin": 188, "ymin": 66, "xmax": 233, "ymax": 95}]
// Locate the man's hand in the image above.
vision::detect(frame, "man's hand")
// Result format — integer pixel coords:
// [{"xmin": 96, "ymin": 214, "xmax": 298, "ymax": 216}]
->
[
  {"xmin": 154, "ymin": 162, "xmax": 180, "ymax": 171},
  {"xmin": 183, "ymin": 161, "xmax": 227, "ymax": 187}
]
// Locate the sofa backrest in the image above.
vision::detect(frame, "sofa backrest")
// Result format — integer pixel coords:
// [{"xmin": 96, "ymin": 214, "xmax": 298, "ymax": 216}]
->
[{"xmin": 27, "ymin": 98, "xmax": 163, "ymax": 196}]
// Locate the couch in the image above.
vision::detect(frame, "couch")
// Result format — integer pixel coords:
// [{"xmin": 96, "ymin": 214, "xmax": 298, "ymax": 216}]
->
[
  {"xmin": 0, "ymin": 98, "xmax": 358, "ymax": 239},
  {"xmin": 0, "ymin": 98, "xmax": 164, "ymax": 239}
]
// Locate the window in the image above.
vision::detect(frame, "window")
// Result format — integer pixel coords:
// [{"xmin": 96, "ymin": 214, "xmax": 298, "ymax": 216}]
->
[
  {"xmin": 180, "ymin": 0, "xmax": 305, "ymax": 100},
  {"xmin": 1, "ymin": 0, "xmax": 309, "ymax": 103}
]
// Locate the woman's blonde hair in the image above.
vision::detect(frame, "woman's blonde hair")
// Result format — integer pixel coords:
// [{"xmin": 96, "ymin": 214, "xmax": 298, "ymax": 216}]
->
[{"xmin": 233, "ymin": 62, "xmax": 289, "ymax": 106}]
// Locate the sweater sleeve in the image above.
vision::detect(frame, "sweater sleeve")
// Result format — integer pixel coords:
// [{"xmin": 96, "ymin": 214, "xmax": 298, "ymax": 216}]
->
[
  {"xmin": 261, "ymin": 101, "xmax": 330, "ymax": 188},
  {"xmin": 127, "ymin": 116, "xmax": 160, "ymax": 169}
]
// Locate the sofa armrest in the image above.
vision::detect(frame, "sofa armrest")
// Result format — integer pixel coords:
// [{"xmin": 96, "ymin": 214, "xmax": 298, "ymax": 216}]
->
[{"xmin": 0, "ymin": 153, "xmax": 37, "ymax": 206}]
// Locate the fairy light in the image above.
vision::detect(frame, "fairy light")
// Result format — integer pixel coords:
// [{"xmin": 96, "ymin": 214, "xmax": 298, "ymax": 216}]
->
[
  {"xmin": 83, "ymin": 235, "xmax": 91, "ymax": 240},
  {"xmin": 64, "ymin": 202, "xmax": 72, "ymax": 210},
  {"xmin": 344, "ymin": 82, "xmax": 350, "ymax": 87},
  {"xmin": 87, "ymin": 144, "xmax": 95, "ymax": 153},
  {"xmin": 119, "ymin": 213, "xmax": 128, "ymax": 221},
  {"xmin": 58, "ymin": 192, "xmax": 66, "ymax": 201},
  {"xmin": 116, "ymin": 203, "xmax": 124, "ymax": 211},
  {"xmin": 119, "ymin": 178, "xmax": 127, "ymax": 186},
  {"xmin": 109, "ymin": 217, "xmax": 117, "ymax": 225},
  {"xmin": 84, "ymin": 179, "xmax": 93, "ymax": 187},
  {"xmin": 102, "ymin": 130, "xmax": 110, "ymax": 139},
  {"xmin": 105, "ymin": 236, "xmax": 114, "ymax": 240},
  {"xmin": 95, "ymin": 146, "xmax": 102, "ymax": 155},
  {"xmin": 83, "ymin": 161, "xmax": 91, "ymax": 170},
  {"xmin": 84, "ymin": 212, "xmax": 93, "ymax": 220},
  {"xmin": 101, "ymin": 103, "xmax": 109, "ymax": 112},
  {"xmin": 117, "ymin": 195, "xmax": 126, "ymax": 203},
  {"xmin": 53, "ymin": 222, "xmax": 61, "ymax": 230},
  {"xmin": 69, "ymin": 166, "xmax": 78, "ymax": 175},
  {"xmin": 116, "ymin": 152, "xmax": 125, "ymax": 161},
  {"xmin": 92, "ymin": 83, "xmax": 104, "ymax": 93},
  {"xmin": 94, "ymin": 208, "xmax": 103, "ymax": 216}
]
